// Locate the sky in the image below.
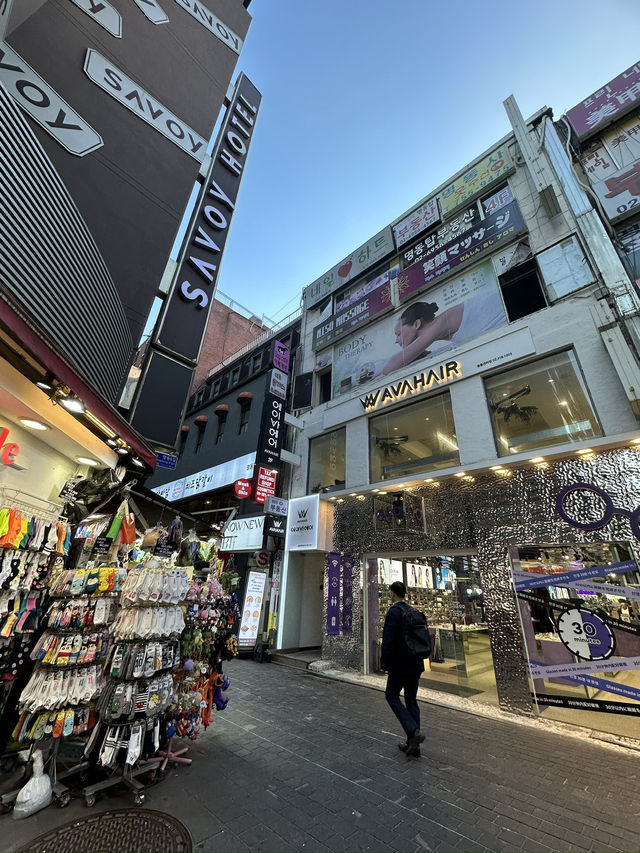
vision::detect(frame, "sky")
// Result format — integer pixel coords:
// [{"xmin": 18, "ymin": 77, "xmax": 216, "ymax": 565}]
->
[{"xmin": 209, "ymin": 0, "xmax": 640, "ymax": 328}]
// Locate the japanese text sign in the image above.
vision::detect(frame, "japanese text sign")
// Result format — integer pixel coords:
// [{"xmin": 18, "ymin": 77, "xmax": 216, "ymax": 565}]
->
[
  {"xmin": 438, "ymin": 146, "xmax": 514, "ymax": 215},
  {"xmin": 312, "ymin": 277, "xmax": 394, "ymax": 352},
  {"xmin": 400, "ymin": 205, "xmax": 480, "ymax": 270},
  {"xmin": 393, "ymin": 197, "xmax": 440, "ymax": 248},
  {"xmin": 566, "ymin": 62, "xmax": 640, "ymax": 139}
]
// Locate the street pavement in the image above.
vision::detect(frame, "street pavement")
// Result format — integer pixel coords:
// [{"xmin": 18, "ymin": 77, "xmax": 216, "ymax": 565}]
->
[{"xmin": 5, "ymin": 657, "xmax": 640, "ymax": 853}]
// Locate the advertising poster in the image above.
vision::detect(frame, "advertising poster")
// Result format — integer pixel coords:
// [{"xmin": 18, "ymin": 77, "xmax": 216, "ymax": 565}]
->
[
  {"xmin": 332, "ymin": 259, "xmax": 506, "ymax": 397},
  {"xmin": 407, "ymin": 562, "xmax": 433, "ymax": 589},
  {"xmin": 377, "ymin": 558, "xmax": 403, "ymax": 585},
  {"xmin": 438, "ymin": 146, "xmax": 513, "ymax": 215},
  {"xmin": 238, "ymin": 571, "xmax": 267, "ymax": 648}
]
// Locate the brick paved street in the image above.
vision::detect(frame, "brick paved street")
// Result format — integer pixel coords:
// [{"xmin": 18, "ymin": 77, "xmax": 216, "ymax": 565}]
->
[{"xmin": 6, "ymin": 658, "xmax": 640, "ymax": 853}]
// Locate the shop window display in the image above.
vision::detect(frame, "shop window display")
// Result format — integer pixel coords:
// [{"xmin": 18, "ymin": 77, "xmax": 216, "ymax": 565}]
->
[
  {"xmin": 511, "ymin": 541, "xmax": 640, "ymax": 738},
  {"xmin": 485, "ymin": 350, "xmax": 602, "ymax": 457},
  {"xmin": 369, "ymin": 392, "xmax": 458, "ymax": 482},
  {"xmin": 366, "ymin": 554, "xmax": 498, "ymax": 705},
  {"xmin": 308, "ymin": 428, "xmax": 346, "ymax": 493}
]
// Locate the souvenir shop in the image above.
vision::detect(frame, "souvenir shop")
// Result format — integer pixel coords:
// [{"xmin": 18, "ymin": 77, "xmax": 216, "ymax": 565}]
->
[
  {"xmin": 0, "ymin": 357, "xmax": 241, "ymax": 816},
  {"xmin": 314, "ymin": 446, "xmax": 640, "ymax": 742}
]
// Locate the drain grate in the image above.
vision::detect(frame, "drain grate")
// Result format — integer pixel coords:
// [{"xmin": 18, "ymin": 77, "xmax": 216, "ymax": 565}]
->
[{"xmin": 20, "ymin": 808, "xmax": 192, "ymax": 852}]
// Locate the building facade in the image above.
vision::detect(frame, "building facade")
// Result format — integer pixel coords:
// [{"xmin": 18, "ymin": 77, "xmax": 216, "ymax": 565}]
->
[{"xmin": 280, "ymin": 77, "xmax": 640, "ymax": 740}]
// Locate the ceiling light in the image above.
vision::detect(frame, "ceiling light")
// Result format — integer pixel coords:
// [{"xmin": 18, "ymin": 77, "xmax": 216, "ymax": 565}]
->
[
  {"xmin": 116, "ymin": 446, "xmax": 130, "ymax": 455},
  {"xmin": 530, "ymin": 457, "xmax": 544, "ymax": 463},
  {"xmin": 455, "ymin": 472, "xmax": 466, "ymax": 478},
  {"xmin": 490, "ymin": 465, "xmax": 502, "ymax": 470},
  {"xmin": 356, "ymin": 495, "xmax": 366, "ymax": 501},
  {"xmin": 379, "ymin": 490, "xmax": 387, "ymax": 495},
  {"xmin": 84, "ymin": 410, "xmax": 117, "ymax": 439},
  {"xmin": 430, "ymin": 481, "xmax": 440, "ymax": 487},
  {"xmin": 60, "ymin": 396, "xmax": 85, "ymax": 414},
  {"xmin": 372, "ymin": 489, "xmax": 380, "ymax": 493},
  {"xmin": 19, "ymin": 418, "xmax": 48, "ymax": 431},
  {"xmin": 132, "ymin": 458, "xmax": 145, "ymax": 468},
  {"xmin": 36, "ymin": 380, "xmax": 53, "ymax": 391},
  {"xmin": 631, "ymin": 437, "xmax": 640, "ymax": 444},
  {"xmin": 349, "ymin": 493, "xmax": 357, "ymax": 497},
  {"xmin": 77, "ymin": 457, "xmax": 99, "ymax": 467},
  {"xmin": 336, "ymin": 498, "xmax": 344, "ymax": 503},
  {"xmin": 424, "ymin": 478, "xmax": 433, "ymax": 482},
  {"xmin": 577, "ymin": 448, "xmax": 593, "ymax": 455},
  {"xmin": 330, "ymin": 496, "xmax": 336, "ymax": 501},
  {"xmin": 560, "ymin": 401, "xmax": 569, "ymax": 406},
  {"xmin": 106, "ymin": 438, "xmax": 118, "ymax": 447}
]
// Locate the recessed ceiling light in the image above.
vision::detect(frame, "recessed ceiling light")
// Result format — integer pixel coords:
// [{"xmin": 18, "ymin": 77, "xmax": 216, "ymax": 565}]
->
[
  {"xmin": 77, "ymin": 457, "xmax": 99, "ymax": 467},
  {"xmin": 530, "ymin": 457, "xmax": 544, "ymax": 463},
  {"xmin": 132, "ymin": 458, "xmax": 145, "ymax": 468},
  {"xmin": 60, "ymin": 397, "xmax": 85, "ymax": 414},
  {"xmin": 116, "ymin": 446, "xmax": 130, "ymax": 455},
  {"xmin": 19, "ymin": 418, "xmax": 48, "ymax": 431},
  {"xmin": 577, "ymin": 448, "xmax": 593, "ymax": 455},
  {"xmin": 424, "ymin": 478, "xmax": 433, "ymax": 482},
  {"xmin": 455, "ymin": 472, "xmax": 466, "ymax": 478},
  {"xmin": 106, "ymin": 438, "xmax": 118, "ymax": 447},
  {"xmin": 632, "ymin": 438, "xmax": 640, "ymax": 445},
  {"xmin": 36, "ymin": 380, "xmax": 53, "ymax": 391},
  {"xmin": 490, "ymin": 465, "xmax": 502, "ymax": 470}
]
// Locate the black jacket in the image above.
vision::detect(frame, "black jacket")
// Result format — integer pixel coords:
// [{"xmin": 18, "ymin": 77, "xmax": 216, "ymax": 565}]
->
[{"xmin": 381, "ymin": 600, "xmax": 425, "ymax": 675}]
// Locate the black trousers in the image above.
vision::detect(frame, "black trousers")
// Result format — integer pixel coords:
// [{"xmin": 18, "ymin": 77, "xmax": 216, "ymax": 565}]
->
[{"xmin": 385, "ymin": 669, "xmax": 421, "ymax": 737}]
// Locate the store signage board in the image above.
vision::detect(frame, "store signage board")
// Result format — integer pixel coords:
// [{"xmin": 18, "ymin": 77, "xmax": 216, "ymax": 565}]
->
[
  {"xmin": 238, "ymin": 570, "xmax": 266, "ymax": 648},
  {"xmin": 255, "ymin": 393, "xmax": 285, "ymax": 467},
  {"xmin": 272, "ymin": 340, "xmax": 291, "ymax": 374},
  {"xmin": 359, "ymin": 326, "xmax": 536, "ymax": 412},
  {"xmin": 438, "ymin": 146, "xmax": 514, "ymax": 216},
  {"xmin": 285, "ymin": 494, "xmax": 332, "ymax": 552},
  {"xmin": 69, "ymin": 0, "xmax": 122, "ymax": 37},
  {"xmin": 265, "ymin": 495, "xmax": 288, "ymax": 517},
  {"xmin": 173, "ymin": 0, "xmax": 243, "ymax": 54},
  {"xmin": 132, "ymin": 0, "xmax": 170, "ymax": 24},
  {"xmin": 393, "ymin": 197, "xmax": 440, "ymax": 248},
  {"xmin": 254, "ymin": 467, "xmax": 277, "ymax": 504},
  {"xmin": 312, "ymin": 278, "xmax": 393, "ymax": 352},
  {"xmin": 220, "ymin": 514, "xmax": 264, "ymax": 552},
  {"xmin": 84, "ymin": 50, "xmax": 206, "ymax": 162},
  {"xmin": 151, "ymin": 451, "xmax": 256, "ymax": 501},
  {"xmin": 266, "ymin": 515, "xmax": 286, "ymax": 537},
  {"xmin": 0, "ymin": 42, "xmax": 103, "ymax": 157},
  {"xmin": 400, "ymin": 204, "xmax": 480, "ymax": 271},
  {"xmin": 234, "ymin": 478, "xmax": 252, "ymax": 498},
  {"xmin": 0, "ymin": 0, "xmax": 14, "ymax": 39},
  {"xmin": 374, "ymin": 493, "xmax": 425, "ymax": 534},
  {"xmin": 155, "ymin": 73, "xmax": 261, "ymax": 361},
  {"xmin": 156, "ymin": 452, "xmax": 178, "ymax": 470},
  {"xmin": 566, "ymin": 61, "xmax": 640, "ymax": 139},
  {"xmin": 303, "ymin": 226, "xmax": 395, "ymax": 310},
  {"xmin": 398, "ymin": 199, "xmax": 526, "ymax": 302},
  {"xmin": 269, "ymin": 369, "xmax": 288, "ymax": 400},
  {"xmin": 588, "ymin": 157, "xmax": 640, "ymax": 221},
  {"xmin": 327, "ymin": 552, "xmax": 341, "ymax": 635}
]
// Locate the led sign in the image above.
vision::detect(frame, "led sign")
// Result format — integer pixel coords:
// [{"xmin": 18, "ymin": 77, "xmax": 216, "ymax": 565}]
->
[{"xmin": 360, "ymin": 361, "xmax": 462, "ymax": 412}]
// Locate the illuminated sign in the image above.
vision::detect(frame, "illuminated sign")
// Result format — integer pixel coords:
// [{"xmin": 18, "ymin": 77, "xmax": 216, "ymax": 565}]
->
[
  {"xmin": 360, "ymin": 361, "xmax": 462, "ymax": 412},
  {"xmin": 0, "ymin": 426, "xmax": 19, "ymax": 465}
]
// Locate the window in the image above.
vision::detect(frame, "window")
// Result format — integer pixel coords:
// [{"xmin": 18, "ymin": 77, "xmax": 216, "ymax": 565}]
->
[
  {"xmin": 212, "ymin": 379, "xmax": 221, "ymax": 398},
  {"xmin": 231, "ymin": 367, "xmax": 240, "ymax": 385},
  {"xmin": 484, "ymin": 350, "xmax": 602, "ymax": 456},
  {"xmin": 369, "ymin": 392, "xmax": 458, "ymax": 482},
  {"xmin": 251, "ymin": 352, "xmax": 262, "ymax": 372},
  {"xmin": 308, "ymin": 428, "xmax": 346, "ymax": 493},
  {"xmin": 318, "ymin": 368, "xmax": 332, "ymax": 404},
  {"xmin": 194, "ymin": 417, "xmax": 207, "ymax": 452},
  {"xmin": 498, "ymin": 258, "xmax": 547, "ymax": 321},
  {"xmin": 215, "ymin": 412, "xmax": 227, "ymax": 444},
  {"xmin": 618, "ymin": 218, "xmax": 640, "ymax": 293},
  {"xmin": 536, "ymin": 237, "xmax": 594, "ymax": 301},
  {"xmin": 238, "ymin": 401, "xmax": 251, "ymax": 434}
]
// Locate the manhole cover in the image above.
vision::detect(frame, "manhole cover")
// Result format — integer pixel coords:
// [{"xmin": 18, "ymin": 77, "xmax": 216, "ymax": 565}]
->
[{"xmin": 20, "ymin": 808, "xmax": 192, "ymax": 852}]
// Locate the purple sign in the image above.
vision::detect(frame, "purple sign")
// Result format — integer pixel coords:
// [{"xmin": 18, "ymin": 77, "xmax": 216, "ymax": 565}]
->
[
  {"xmin": 272, "ymin": 339, "xmax": 290, "ymax": 374},
  {"xmin": 566, "ymin": 62, "xmax": 640, "ymax": 139},
  {"xmin": 312, "ymin": 280, "xmax": 393, "ymax": 351},
  {"xmin": 341, "ymin": 554, "xmax": 354, "ymax": 634},
  {"xmin": 327, "ymin": 552, "xmax": 341, "ymax": 635},
  {"xmin": 398, "ymin": 199, "xmax": 526, "ymax": 303}
]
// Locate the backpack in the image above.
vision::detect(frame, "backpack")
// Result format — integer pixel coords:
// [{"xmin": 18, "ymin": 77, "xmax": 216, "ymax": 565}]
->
[{"xmin": 399, "ymin": 602, "xmax": 432, "ymax": 658}]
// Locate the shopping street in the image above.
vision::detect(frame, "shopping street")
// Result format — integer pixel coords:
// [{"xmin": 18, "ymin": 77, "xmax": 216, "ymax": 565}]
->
[{"xmin": 4, "ymin": 658, "xmax": 640, "ymax": 853}]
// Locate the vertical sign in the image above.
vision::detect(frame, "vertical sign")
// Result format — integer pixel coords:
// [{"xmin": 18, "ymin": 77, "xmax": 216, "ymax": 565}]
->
[
  {"xmin": 327, "ymin": 552, "xmax": 341, "ymax": 636},
  {"xmin": 0, "ymin": 0, "xmax": 15, "ymax": 39},
  {"xmin": 255, "ymin": 393, "xmax": 285, "ymax": 467},
  {"xmin": 238, "ymin": 570, "xmax": 267, "ymax": 648},
  {"xmin": 341, "ymin": 554, "xmax": 354, "ymax": 634},
  {"xmin": 272, "ymin": 339, "xmax": 291, "ymax": 373}
]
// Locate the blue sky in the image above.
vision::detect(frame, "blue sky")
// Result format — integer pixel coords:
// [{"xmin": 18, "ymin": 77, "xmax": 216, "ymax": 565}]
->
[{"xmin": 212, "ymin": 0, "xmax": 640, "ymax": 327}]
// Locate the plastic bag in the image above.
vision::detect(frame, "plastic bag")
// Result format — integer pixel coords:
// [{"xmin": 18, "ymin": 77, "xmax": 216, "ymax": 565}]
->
[{"xmin": 13, "ymin": 751, "xmax": 52, "ymax": 819}]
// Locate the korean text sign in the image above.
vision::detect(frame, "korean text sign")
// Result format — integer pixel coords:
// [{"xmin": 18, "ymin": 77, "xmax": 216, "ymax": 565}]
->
[
  {"xmin": 566, "ymin": 62, "xmax": 640, "ymax": 139},
  {"xmin": 438, "ymin": 146, "xmax": 514, "ymax": 216}
]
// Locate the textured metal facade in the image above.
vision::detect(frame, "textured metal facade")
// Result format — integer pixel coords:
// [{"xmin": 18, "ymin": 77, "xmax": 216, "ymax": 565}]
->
[
  {"xmin": 0, "ymin": 82, "xmax": 133, "ymax": 400},
  {"xmin": 322, "ymin": 447, "xmax": 640, "ymax": 716}
]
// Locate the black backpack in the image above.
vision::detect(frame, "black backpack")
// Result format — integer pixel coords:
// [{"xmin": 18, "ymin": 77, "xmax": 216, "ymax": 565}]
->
[{"xmin": 399, "ymin": 602, "xmax": 432, "ymax": 658}]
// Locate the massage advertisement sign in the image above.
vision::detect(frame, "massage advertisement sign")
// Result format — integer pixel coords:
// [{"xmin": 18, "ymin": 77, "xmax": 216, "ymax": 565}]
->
[
  {"xmin": 331, "ymin": 259, "xmax": 506, "ymax": 397},
  {"xmin": 512, "ymin": 483, "xmax": 640, "ymax": 717}
]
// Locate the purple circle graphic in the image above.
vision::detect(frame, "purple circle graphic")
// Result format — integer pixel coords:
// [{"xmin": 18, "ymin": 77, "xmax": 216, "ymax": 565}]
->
[{"xmin": 556, "ymin": 608, "xmax": 616, "ymax": 661}]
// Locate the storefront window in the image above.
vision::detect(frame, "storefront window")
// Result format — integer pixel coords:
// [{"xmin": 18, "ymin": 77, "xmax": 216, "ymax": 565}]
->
[
  {"xmin": 365, "ymin": 553, "xmax": 498, "ymax": 706},
  {"xmin": 308, "ymin": 428, "xmax": 346, "ymax": 493},
  {"xmin": 369, "ymin": 392, "xmax": 458, "ymax": 482},
  {"xmin": 485, "ymin": 350, "xmax": 602, "ymax": 456}
]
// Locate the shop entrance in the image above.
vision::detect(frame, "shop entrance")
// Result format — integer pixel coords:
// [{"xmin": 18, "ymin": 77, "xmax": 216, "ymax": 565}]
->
[
  {"xmin": 364, "ymin": 551, "xmax": 499, "ymax": 706},
  {"xmin": 278, "ymin": 551, "xmax": 324, "ymax": 653}
]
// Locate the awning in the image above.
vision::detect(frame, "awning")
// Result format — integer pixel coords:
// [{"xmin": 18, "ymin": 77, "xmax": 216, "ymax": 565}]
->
[
  {"xmin": 214, "ymin": 404, "xmax": 230, "ymax": 414},
  {"xmin": 237, "ymin": 392, "xmax": 253, "ymax": 402},
  {"xmin": 194, "ymin": 415, "xmax": 209, "ymax": 424}
]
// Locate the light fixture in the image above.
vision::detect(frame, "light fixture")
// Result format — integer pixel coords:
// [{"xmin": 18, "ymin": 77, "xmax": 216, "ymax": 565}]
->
[
  {"xmin": 632, "ymin": 437, "xmax": 640, "ymax": 445},
  {"xmin": 132, "ymin": 457, "xmax": 145, "ymax": 468},
  {"xmin": 378, "ymin": 490, "xmax": 387, "ymax": 495},
  {"xmin": 60, "ymin": 396, "xmax": 85, "ymax": 414},
  {"xmin": 336, "ymin": 498, "xmax": 344, "ymax": 503},
  {"xmin": 455, "ymin": 472, "xmax": 466, "ymax": 478},
  {"xmin": 77, "ymin": 456, "xmax": 99, "ymax": 467},
  {"xmin": 330, "ymin": 496, "xmax": 336, "ymax": 501},
  {"xmin": 356, "ymin": 495, "xmax": 366, "ymax": 501},
  {"xmin": 462, "ymin": 475, "xmax": 475, "ymax": 482},
  {"xmin": 36, "ymin": 380, "xmax": 53, "ymax": 391},
  {"xmin": 372, "ymin": 489, "xmax": 380, "ymax": 493},
  {"xmin": 19, "ymin": 418, "xmax": 48, "ymax": 431},
  {"xmin": 577, "ymin": 448, "xmax": 593, "ymax": 455},
  {"xmin": 560, "ymin": 401, "xmax": 569, "ymax": 406},
  {"xmin": 84, "ymin": 410, "xmax": 117, "ymax": 439},
  {"xmin": 349, "ymin": 493, "xmax": 357, "ymax": 497},
  {"xmin": 530, "ymin": 457, "xmax": 544, "ymax": 463},
  {"xmin": 424, "ymin": 478, "xmax": 433, "ymax": 483},
  {"xmin": 106, "ymin": 438, "xmax": 118, "ymax": 447},
  {"xmin": 116, "ymin": 446, "xmax": 130, "ymax": 455},
  {"xmin": 490, "ymin": 465, "xmax": 502, "ymax": 471},
  {"xmin": 429, "ymin": 481, "xmax": 440, "ymax": 487}
]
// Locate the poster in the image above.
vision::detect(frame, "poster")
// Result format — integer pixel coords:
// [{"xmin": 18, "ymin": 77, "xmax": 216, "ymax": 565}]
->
[
  {"xmin": 332, "ymin": 259, "xmax": 506, "ymax": 397},
  {"xmin": 377, "ymin": 558, "xmax": 403, "ymax": 585},
  {"xmin": 406, "ymin": 562, "xmax": 432, "ymax": 589},
  {"xmin": 238, "ymin": 571, "xmax": 267, "ymax": 648}
]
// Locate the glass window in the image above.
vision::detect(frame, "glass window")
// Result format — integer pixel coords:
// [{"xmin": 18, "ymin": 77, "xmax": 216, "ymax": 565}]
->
[
  {"xmin": 252, "ymin": 352, "xmax": 262, "ymax": 372},
  {"xmin": 485, "ymin": 350, "xmax": 602, "ymax": 456},
  {"xmin": 231, "ymin": 367, "xmax": 240, "ymax": 385},
  {"xmin": 238, "ymin": 401, "xmax": 251, "ymax": 434},
  {"xmin": 498, "ymin": 258, "xmax": 547, "ymax": 321},
  {"xmin": 215, "ymin": 413, "xmax": 227, "ymax": 444},
  {"xmin": 369, "ymin": 392, "xmax": 458, "ymax": 482},
  {"xmin": 308, "ymin": 428, "xmax": 345, "ymax": 493},
  {"xmin": 536, "ymin": 237, "xmax": 594, "ymax": 301},
  {"xmin": 212, "ymin": 379, "xmax": 221, "ymax": 398}
]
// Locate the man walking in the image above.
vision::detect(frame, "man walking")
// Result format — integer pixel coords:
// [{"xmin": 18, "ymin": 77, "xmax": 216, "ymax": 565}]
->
[{"xmin": 381, "ymin": 581, "xmax": 425, "ymax": 758}]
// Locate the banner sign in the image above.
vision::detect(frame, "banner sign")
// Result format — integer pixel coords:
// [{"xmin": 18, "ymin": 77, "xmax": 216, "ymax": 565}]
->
[
  {"xmin": 438, "ymin": 146, "xmax": 514, "ymax": 215},
  {"xmin": 254, "ymin": 467, "xmax": 277, "ymax": 504},
  {"xmin": 286, "ymin": 494, "xmax": 321, "ymax": 551},
  {"xmin": 220, "ymin": 514, "xmax": 264, "ymax": 552},
  {"xmin": 400, "ymin": 205, "xmax": 480, "ymax": 270},
  {"xmin": 530, "ymin": 659, "xmax": 640, "ymax": 704},
  {"xmin": 333, "ymin": 258, "xmax": 506, "ymax": 398},
  {"xmin": 156, "ymin": 452, "xmax": 178, "ymax": 470},
  {"xmin": 152, "ymin": 451, "xmax": 256, "ymax": 501},
  {"xmin": 155, "ymin": 73, "xmax": 261, "ymax": 362},
  {"xmin": 393, "ymin": 198, "xmax": 440, "ymax": 248},
  {"xmin": 513, "ymin": 560, "xmax": 637, "ymax": 591},
  {"xmin": 255, "ymin": 392, "xmax": 285, "ymax": 467},
  {"xmin": 238, "ymin": 571, "xmax": 266, "ymax": 648},
  {"xmin": 528, "ymin": 656, "xmax": 640, "ymax": 680},
  {"xmin": 303, "ymin": 226, "xmax": 395, "ymax": 309},
  {"xmin": 398, "ymin": 199, "xmax": 526, "ymax": 302},
  {"xmin": 312, "ymin": 277, "xmax": 394, "ymax": 352},
  {"xmin": 341, "ymin": 554, "xmax": 355, "ymax": 634},
  {"xmin": 272, "ymin": 339, "xmax": 291, "ymax": 373},
  {"xmin": 532, "ymin": 693, "xmax": 640, "ymax": 716},
  {"xmin": 327, "ymin": 552, "xmax": 341, "ymax": 635},
  {"xmin": 269, "ymin": 368, "xmax": 288, "ymax": 400},
  {"xmin": 566, "ymin": 61, "xmax": 640, "ymax": 139}
]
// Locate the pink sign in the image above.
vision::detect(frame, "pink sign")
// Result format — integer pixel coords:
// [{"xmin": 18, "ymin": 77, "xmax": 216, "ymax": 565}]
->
[{"xmin": 566, "ymin": 62, "xmax": 640, "ymax": 139}]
